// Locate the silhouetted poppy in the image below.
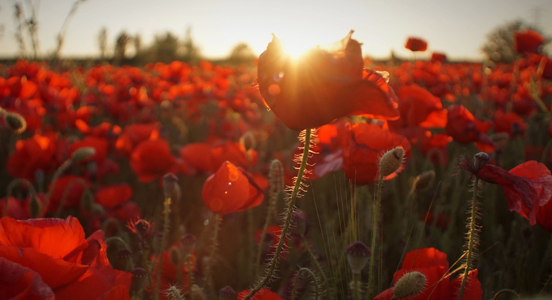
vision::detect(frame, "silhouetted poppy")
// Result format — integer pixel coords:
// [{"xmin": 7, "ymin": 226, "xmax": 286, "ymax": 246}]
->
[
  {"xmin": 445, "ymin": 105, "xmax": 496, "ymax": 150},
  {"xmin": 341, "ymin": 122, "xmax": 411, "ymax": 185},
  {"xmin": 202, "ymin": 161, "xmax": 264, "ymax": 215},
  {"xmin": 130, "ymin": 138, "xmax": 176, "ymax": 182},
  {"xmin": 238, "ymin": 288, "xmax": 283, "ymax": 300},
  {"xmin": 375, "ymin": 248, "xmax": 482, "ymax": 300},
  {"xmin": 405, "ymin": 37, "xmax": 428, "ymax": 52},
  {"xmin": 257, "ymin": 31, "xmax": 399, "ymax": 130},
  {"xmin": 474, "ymin": 161, "xmax": 552, "ymax": 226},
  {"xmin": 514, "ymin": 30, "xmax": 544, "ymax": 54}
]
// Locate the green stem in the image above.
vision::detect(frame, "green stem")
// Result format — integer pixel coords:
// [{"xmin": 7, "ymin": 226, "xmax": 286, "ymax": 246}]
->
[
  {"xmin": 3, "ymin": 178, "xmax": 37, "ymax": 217},
  {"xmin": 352, "ymin": 272, "xmax": 361, "ymax": 300},
  {"xmin": 291, "ymin": 267, "xmax": 319, "ymax": 300},
  {"xmin": 187, "ymin": 254, "xmax": 193, "ymax": 299},
  {"xmin": 367, "ymin": 174, "xmax": 383, "ymax": 300},
  {"xmin": 203, "ymin": 213, "xmax": 222, "ymax": 291},
  {"xmin": 492, "ymin": 289, "xmax": 520, "ymax": 300},
  {"xmin": 155, "ymin": 198, "xmax": 172, "ymax": 300},
  {"xmin": 244, "ymin": 128, "xmax": 312, "ymax": 300},
  {"xmin": 55, "ymin": 178, "xmax": 91, "ymax": 217},
  {"xmin": 169, "ymin": 286, "xmax": 184, "ymax": 300},
  {"xmin": 40, "ymin": 159, "xmax": 73, "ymax": 217},
  {"xmin": 458, "ymin": 177, "xmax": 480, "ymax": 300},
  {"xmin": 302, "ymin": 236, "xmax": 328, "ymax": 289}
]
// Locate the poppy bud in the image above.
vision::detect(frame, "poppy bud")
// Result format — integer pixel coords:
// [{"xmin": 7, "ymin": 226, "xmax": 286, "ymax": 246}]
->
[
  {"xmin": 81, "ymin": 191, "xmax": 95, "ymax": 212},
  {"xmin": 71, "ymin": 147, "xmax": 96, "ymax": 162},
  {"xmin": 4, "ymin": 112, "xmax": 26, "ymax": 133},
  {"xmin": 90, "ymin": 203, "xmax": 105, "ymax": 216},
  {"xmin": 163, "ymin": 173, "xmax": 181, "ymax": 201},
  {"xmin": 180, "ymin": 233, "xmax": 197, "ymax": 256},
  {"xmin": 130, "ymin": 268, "xmax": 148, "ymax": 294},
  {"xmin": 346, "ymin": 241, "xmax": 370, "ymax": 275},
  {"xmin": 219, "ymin": 286, "xmax": 237, "ymax": 300},
  {"xmin": 474, "ymin": 152, "xmax": 490, "ymax": 172},
  {"xmin": 28, "ymin": 196, "xmax": 41, "ymax": 218},
  {"xmin": 393, "ymin": 271, "xmax": 426, "ymax": 299},
  {"xmin": 379, "ymin": 147, "xmax": 404, "ymax": 177},
  {"xmin": 190, "ymin": 284, "xmax": 207, "ymax": 300},
  {"xmin": 169, "ymin": 246, "xmax": 181, "ymax": 265},
  {"xmin": 414, "ymin": 170, "xmax": 435, "ymax": 191}
]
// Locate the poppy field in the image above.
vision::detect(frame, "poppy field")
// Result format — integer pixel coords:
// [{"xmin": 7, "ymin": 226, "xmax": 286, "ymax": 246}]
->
[{"xmin": 2, "ymin": 30, "xmax": 552, "ymax": 300}]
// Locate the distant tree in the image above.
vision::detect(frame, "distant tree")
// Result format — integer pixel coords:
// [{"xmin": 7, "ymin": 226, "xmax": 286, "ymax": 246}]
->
[
  {"xmin": 481, "ymin": 20, "xmax": 549, "ymax": 64},
  {"xmin": 134, "ymin": 34, "xmax": 142, "ymax": 57},
  {"xmin": 227, "ymin": 42, "xmax": 256, "ymax": 64},
  {"xmin": 98, "ymin": 27, "xmax": 108, "ymax": 61},
  {"xmin": 114, "ymin": 31, "xmax": 131, "ymax": 65},
  {"xmin": 182, "ymin": 26, "xmax": 200, "ymax": 63},
  {"xmin": 151, "ymin": 32, "xmax": 180, "ymax": 63}
]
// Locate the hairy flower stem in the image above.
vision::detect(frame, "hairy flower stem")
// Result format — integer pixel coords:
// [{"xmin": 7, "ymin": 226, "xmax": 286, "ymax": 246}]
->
[
  {"xmin": 352, "ymin": 272, "xmax": 362, "ymax": 300},
  {"xmin": 155, "ymin": 198, "xmax": 172, "ymax": 300},
  {"xmin": 458, "ymin": 177, "xmax": 480, "ymax": 300},
  {"xmin": 302, "ymin": 236, "xmax": 328, "ymax": 289},
  {"xmin": 367, "ymin": 174, "xmax": 384, "ymax": 300},
  {"xmin": 3, "ymin": 179, "xmax": 37, "ymax": 217},
  {"xmin": 291, "ymin": 267, "xmax": 319, "ymax": 300},
  {"xmin": 244, "ymin": 128, "xmax": 312, "ymax": 300},
  {"xmin": 203, "ymin": 214, "xmax": 222, "ymax": 291},
  {"xmin": 55, "ymin": 178, "xmax": 92, "ymax": 217},
  {"xmin": 187, "ymin": 254, "xmax": 193, "ymax": 299},
  {"xmin": 256, "ymin": 161, "xmax": 282, "ymax": 275}
]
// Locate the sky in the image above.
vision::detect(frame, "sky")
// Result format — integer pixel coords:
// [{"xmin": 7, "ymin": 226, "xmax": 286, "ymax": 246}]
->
[{"xmin": 0, "ymin": 0, "xmax": 551, "ymax": 61}]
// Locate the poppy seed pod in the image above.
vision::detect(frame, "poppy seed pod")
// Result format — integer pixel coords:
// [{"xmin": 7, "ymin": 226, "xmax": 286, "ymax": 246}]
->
[
  {"xmin": 5, "ymin": 112, "xmax": 27, "ymax": 133},
  {"xmin": 346, "ymin": 241, "xmax": 371, "ymax": 274},
  {"xmin": 393, "ymin": 271, "xmax": 427, "ymax": 299},
  {"xmin": 473, "ymin": 152, "xmax": 490, "ymax": 172},
  {"xmin": 379, "ymin": 147, "xmax": 404, "ymax": 177},
  {"xmin": 181, "ymin": 233, "xmax": 197, "ymax": 256},
  {"xmin": 219, "ymin": 286, "xmax": 238, "ymax": 300},
  {"xmin": 71, "ymin": 147, "xmax": 96, "ymax": 162}
]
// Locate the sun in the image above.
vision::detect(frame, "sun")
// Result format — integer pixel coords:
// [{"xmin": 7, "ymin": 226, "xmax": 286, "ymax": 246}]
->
[{"xmin": 281, "ymin": 40, "xmax": 314, "ymax": 59}]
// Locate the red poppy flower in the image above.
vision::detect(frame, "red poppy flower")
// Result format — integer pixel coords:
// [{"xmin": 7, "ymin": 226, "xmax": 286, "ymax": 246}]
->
[
  {"xmin": 431, "ymin": 52, "xmax": 447, "ymax": 63},
  {"xmin": 0, "ymin": 197, "xmax": 29, "ymax": 220},
  {"xmin": 405, "ymin": 37, "xmax": 428, "ymax": 52},
  {"xmin": 0, "ymin": 257, "xmax": 54, "ymax": 300},
  {"xmin": 420, "ymin": 133, "xmax": 452, "ymax": 166},
  {"xmin": 475, "ymin": 161, "xmax": 552, "ymax": 226},
  {"xmin": 445, "ymin": 105, "xmax": 496, "ymax": 150},
  {"xmin": 211, "ymin": 142, "xmax": 258, "ymax": 172},
  {"xmin": 130, "ymin": 138, "xmax": 176, "ymax": 182},
  {"xmin": 493, "ymin": 110, "xmax": 526, "ymax": 137},
  {"xmin": 94, "ymin": 184, "xmax": 133, "ymax": 209},
  {"xmin": 514, "ymin": 30, "xmax": 544, "ymax": 54},
  {"xmin": 375, "ymin": 248, "xmax": 482, "ymax": 300},
  {"xmin": 238, "ymin": 288, "xmax": 283, "ymax": 300},
  {"xmin": 395, "ymin": 85, "xmax": 447, "ymax": 128},
  {"xmin": 257, "ymin": 31, "xmax": 399, "ymax": 130},
  {"xmin": 115, "ymin": 123, "xmax": 159, "ymax": 156},
  {"xmin": 180, "ymin": 143, "xmax": 214, "ymax": 174},
  {"xmin": 151, "ymin": 242, "xmax": 197, "ymax": 300},
  {"xmin": 202, "ymin": 161, "xmax": 264, "ymax": 215},
  {"xmin": 341, "ymin": 122, "xmax": 411, "ymax": 185},
  {"xmin": 7, "ymin": 134, "xmax": 57, "ymax": 181},
  {"xmin": 0, "ymin": 216, "xmax": 131, "ymax": 300}
]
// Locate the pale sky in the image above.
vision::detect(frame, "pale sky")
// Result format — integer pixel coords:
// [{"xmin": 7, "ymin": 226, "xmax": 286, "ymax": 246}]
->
[{"xmin": 1, "ymin": 0, "xmax": 551, "ymax": 60}]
